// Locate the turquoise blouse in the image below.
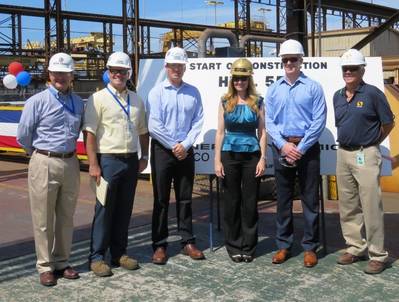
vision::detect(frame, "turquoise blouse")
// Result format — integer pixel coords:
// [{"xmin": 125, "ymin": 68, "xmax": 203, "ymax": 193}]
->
[{"xmin": 221, "ymin": 98, "xmax": 262, "ymax": 153}]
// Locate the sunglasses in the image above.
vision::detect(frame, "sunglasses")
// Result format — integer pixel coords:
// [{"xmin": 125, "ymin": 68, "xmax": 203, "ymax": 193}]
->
[
  {"xmin": 109, "ymin": 69, "xmax": 129, "ymax": 75},
  {"xmin": 342, "ymin": 66, "xmax": 360, "ymax": 73},
  {"xmin": 281, "ymin": 57, "xmax": 299, "ymax": 64},
  {"xmin": 232, "ymin": 76, "xmax": 249, "ymax": 82}
]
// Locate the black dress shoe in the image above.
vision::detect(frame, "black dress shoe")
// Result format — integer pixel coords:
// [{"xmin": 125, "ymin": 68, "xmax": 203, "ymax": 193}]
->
[
  {"xmin": 229, "ymin": 254, "xmax": 243, "ymax": 263},
  {"xmin": 242, "ymin": 255, "xmax": 254, "ymax": 263}
]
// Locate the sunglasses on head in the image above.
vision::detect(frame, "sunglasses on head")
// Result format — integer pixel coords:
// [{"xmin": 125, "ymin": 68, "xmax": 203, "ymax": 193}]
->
[
  {"xmin": 342, "ymin": 66, "xmax": 360, "ymax": 73},
  {"xmin": 109, "ymin": 69, "xmax": 129, "ymax": 75},
  {"xmin": 232, "ymin": 76, "xmax": 249, "ymax": 82},
  {"xmin": 281, "ymin": 57, "xmax": 299, "ymax": 64}
]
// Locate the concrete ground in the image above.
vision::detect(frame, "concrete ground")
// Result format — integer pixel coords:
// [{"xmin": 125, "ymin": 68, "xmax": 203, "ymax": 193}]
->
[{"xmin": 0, "ymin": 157, "xmax": 398, "ymax": 301}]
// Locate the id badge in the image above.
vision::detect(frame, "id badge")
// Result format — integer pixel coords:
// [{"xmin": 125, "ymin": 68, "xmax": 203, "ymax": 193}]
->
[{"xmin": 356, "ymin": 152, "xmax": 365, "ymax": 166}]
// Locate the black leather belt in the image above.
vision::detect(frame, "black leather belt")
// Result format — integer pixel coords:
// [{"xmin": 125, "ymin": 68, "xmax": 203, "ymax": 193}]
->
[
  {"xmin": 36, "ymin": 149, "xmax": 75, "ymax": 158},
  {"xmin": 339, "ymin": 144, "xmax": 376, "ymax": 151},
  {"xmin": 101, "ymin": 152, "xmax": 137, "ymax": 159}
]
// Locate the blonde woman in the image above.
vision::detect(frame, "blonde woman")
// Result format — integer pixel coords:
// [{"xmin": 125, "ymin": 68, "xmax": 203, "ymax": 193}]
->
[{"xmin": 214, "ymin": 58, "xmax": 267, "ymax": 263}]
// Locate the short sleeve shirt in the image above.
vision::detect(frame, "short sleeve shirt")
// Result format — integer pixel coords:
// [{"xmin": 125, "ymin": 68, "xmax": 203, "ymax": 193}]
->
[
  {"xmin": 333, "ymin": 81, "xmax": 394, "ymax": 146},
  {"xmin": 83, "ymin": 84, "xmax": 148, "ymax": 153}
]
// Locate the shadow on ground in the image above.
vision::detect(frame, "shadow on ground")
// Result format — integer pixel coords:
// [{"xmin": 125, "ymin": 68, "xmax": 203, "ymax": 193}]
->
[{"xmin": 1, "ymin": 202, "xmax": 399, "ymax": 301}]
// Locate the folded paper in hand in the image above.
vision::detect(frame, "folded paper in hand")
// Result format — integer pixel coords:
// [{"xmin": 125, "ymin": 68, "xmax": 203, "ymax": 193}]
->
[{"xmin": 90, "ymin": 177, "xmax": 108, "ymax": 206}]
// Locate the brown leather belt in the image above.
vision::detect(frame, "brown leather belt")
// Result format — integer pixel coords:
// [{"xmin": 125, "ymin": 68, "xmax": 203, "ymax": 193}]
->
[
  {"xmin": 284, "ymin": 136, "xmax": 303, "ymax": 144},
  {"xmin": 36, "ymin": 149, "xmax": 75, "ymax": 158}
]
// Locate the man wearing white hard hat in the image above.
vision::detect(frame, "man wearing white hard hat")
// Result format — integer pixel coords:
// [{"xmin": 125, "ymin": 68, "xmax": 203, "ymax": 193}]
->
[
  {"xmin": 147, "ymin": 46, "xmax": 205, "ymax": 264},
  {"xmin": 17, "ymin": 52, "xmax": 84, "ymax": 286},
  {"xmin": 265, "ymin": 39, "xmax": 327, "ymax": 268},
  {"xmin": 83, "ymin": 51, "xmax": 149, "ymax": 277},
  {"xmin": 334, "ymin": 49, "xmax": 394, "ymax": 274}
]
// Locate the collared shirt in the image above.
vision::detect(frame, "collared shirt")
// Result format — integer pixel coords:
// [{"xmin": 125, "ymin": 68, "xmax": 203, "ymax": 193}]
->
[
  {"xmin": 17, "ymin": 85, "xmax": 84, "ymax": 155},
  {"xmin": 333, "ymin": 81, "xmax": 394, "ymax": 146},
  {"xmin": 265, "ymin": 72, "xmax": 327, "ymax": 154},
  {"xmin": 83, "ymin": 84, "xmax": 148, "ymax": 153},
  {"xmin": 146, "ymin": 78, "xmax": 204, "ymax": 150}
]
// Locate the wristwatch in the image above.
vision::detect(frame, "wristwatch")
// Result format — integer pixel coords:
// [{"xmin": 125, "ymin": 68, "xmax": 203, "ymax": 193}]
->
[{"xmin": 141, "ymin": 155, "xmax": 149, "ymax": 161}]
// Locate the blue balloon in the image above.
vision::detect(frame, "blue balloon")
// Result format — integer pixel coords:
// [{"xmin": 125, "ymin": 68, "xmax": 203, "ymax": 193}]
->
[
  {"xmin": 16, "ymin": 71, "xmax": 31, "ymax": 87},
  {"xmin": 102, "ymin": 70, "xmax": 110, "ymax": 85}
]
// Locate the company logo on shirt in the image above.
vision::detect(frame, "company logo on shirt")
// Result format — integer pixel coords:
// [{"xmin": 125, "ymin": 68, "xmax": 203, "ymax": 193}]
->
[{"xmin": 356, "ymin": 101, "xmax": 364, "ymax": 108}]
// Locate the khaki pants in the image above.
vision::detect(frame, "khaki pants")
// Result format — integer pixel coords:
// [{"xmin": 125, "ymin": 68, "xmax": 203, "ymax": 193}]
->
[
  {"xmin": 28, "ymin": 151, "xmax": 80, "ymax": 273},
  {"xmin": 336, "ymin": 146, "xmax": 388, "ymax": 262}
]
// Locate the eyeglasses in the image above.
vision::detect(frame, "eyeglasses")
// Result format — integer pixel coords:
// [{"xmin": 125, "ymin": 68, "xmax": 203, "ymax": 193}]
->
[
  {"xmin": 342, "ymin": 66, "xmax": 361, "ymax": 73},
  {"xmin": 109, "ymin": 69, "xmax": 129, "ymax": 75},
  {"xmin": 167, "ymin": 63, "xmax": 185, "ymax": 69},
  {"xmin": 232, "ymin": 76, "xmax": 249, "ymax": 82},
  {"xmin": 281, "ymin": 57, "xmax": 299, "ymax": 64}
]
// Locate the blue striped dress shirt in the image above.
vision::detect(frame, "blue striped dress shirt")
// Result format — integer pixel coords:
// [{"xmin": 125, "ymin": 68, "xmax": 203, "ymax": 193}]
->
[{"xmin": 17, "ymin": 85, "xmax": 84, "ymax": 154}]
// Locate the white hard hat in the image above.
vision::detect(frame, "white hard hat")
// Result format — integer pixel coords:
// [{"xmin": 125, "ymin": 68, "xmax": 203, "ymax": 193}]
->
[
  {"xmin": 279, "ymin": 39, "xmax": 304, "ymax": 56},
  {"xmin": 165, "ymin": 47, "xmax": 188, "ymax": 64},
  {"xmin": 106, "ymin": 51, "xmax": 132, "ymax": 69},
  {"xmin": 48, "ymin": 52, "xmax": 74, "ymax": 72},
  {"xmin": 340, "ymin": 49, "xmax": 366, "ymax": 66}
]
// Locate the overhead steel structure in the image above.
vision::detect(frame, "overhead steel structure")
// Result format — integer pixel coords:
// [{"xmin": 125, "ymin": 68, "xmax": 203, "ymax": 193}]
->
[{"xmin": 0, "ymin": 0, "xmax": 398, "ymax": 82}]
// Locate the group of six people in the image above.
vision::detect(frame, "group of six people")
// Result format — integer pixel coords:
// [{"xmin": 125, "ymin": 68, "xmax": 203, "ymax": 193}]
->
[{"xmin": 16, "ymin": 39, "xmax": 394, "ymax": 286}]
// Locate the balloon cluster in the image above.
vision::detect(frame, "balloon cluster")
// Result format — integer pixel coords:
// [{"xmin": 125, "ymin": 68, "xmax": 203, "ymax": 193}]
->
[{"xmin": 2, "ymin": 61, "xmax": 32, "ymax": 89}]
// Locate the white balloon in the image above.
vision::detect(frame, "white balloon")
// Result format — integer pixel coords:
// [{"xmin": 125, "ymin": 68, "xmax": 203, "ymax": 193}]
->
[{"xmin": 3, "ymin": 74, "xmax": 18, "ymax": 89}]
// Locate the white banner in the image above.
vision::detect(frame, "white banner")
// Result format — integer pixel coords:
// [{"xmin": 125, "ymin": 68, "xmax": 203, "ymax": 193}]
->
[{"xmin": 138, "ymin": 57, "xmax": 392, "ymax": 176}]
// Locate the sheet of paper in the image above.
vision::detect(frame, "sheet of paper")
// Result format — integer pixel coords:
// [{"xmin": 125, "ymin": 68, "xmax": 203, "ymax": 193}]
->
[{"xmin": 90, "ymin": 177, "xmax": 108, "ymax": 206}]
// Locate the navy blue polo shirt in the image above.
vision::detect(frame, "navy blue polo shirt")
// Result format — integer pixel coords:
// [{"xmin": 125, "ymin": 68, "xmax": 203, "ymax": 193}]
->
[{"xmin": 333, "ymin": 81, "xmax": 394, "ymax": 147}]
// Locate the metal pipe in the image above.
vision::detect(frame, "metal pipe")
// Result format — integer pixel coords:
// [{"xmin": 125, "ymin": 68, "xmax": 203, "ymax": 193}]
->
[
  {"xmin": 122, "ymin": 0, "xmax": 128, "ymax": 53},
  {"xmin": 134, "ymin": 0, "xmax": 140, "ymax": 85},
  {"xmin": 318, "ymin": 0, "xmax": 321, "ymax": 56},
  {"xmin": 245, "ymin": 0, "xmax": 251, "ymax": 55},
  {"xmin": 102, "ymin": 22, "xmax": 107, "ymax": 56},
  {"xmin": 17, "ymin": 14, "xmax": 22, "ymax": 55},
  {"xmin": 109, "ymin": 23, "xmax": 113, "ymax": 53},
  {"xmin": 66, "ymin": 18, "xmax": 70, "ymax": 52},
  {"xmin": 198, "ymin": 28, "xmax": 239, "ymax": 58},
  {"xmin": 56, "ymin": 0, "xmax": 63, "ymax": 51},
  {"xmin": 11, "ymin": 14, "xmax": 16, "ymax": 52},
  {"xmin": 311, "ymin": 0, "xmax": 315, "ymax": 56},
  {"xmin": 44, "ymin": 0, "xmax": 50, "ymax": 65}
]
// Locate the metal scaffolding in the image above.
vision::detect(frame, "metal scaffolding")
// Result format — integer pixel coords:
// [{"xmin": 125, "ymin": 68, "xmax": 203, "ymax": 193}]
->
[{"xmin": 0, "ymin": 0, "xmax": 398, "ymax": 80}]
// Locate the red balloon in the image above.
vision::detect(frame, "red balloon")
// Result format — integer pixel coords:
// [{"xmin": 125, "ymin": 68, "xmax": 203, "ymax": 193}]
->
[{"xmin": 8, "ymin": 61, "xmax": 24, "ymax": 76}]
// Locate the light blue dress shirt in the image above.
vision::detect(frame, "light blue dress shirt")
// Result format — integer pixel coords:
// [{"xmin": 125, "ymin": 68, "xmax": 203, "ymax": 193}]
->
[
  {"xmin": 17, "ymin": 85, "xmax": 84, "ymax": 154},
  {"xmin": 265, "ymin": 72, "xmax": 327, "ymax": 154},
  {"xmin": 147, "ymin": 79, "xmax": 204, "ymax": 150}
]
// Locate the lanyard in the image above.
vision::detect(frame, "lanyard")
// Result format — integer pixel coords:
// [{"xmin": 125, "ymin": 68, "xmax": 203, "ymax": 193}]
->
[
  {"xmin": 49, "ymin": 87, "xmax": 75, "ymax": 115},
  {"xmin": 106, "ymin": 87, "xmax": 130, "ymax": 118}
]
